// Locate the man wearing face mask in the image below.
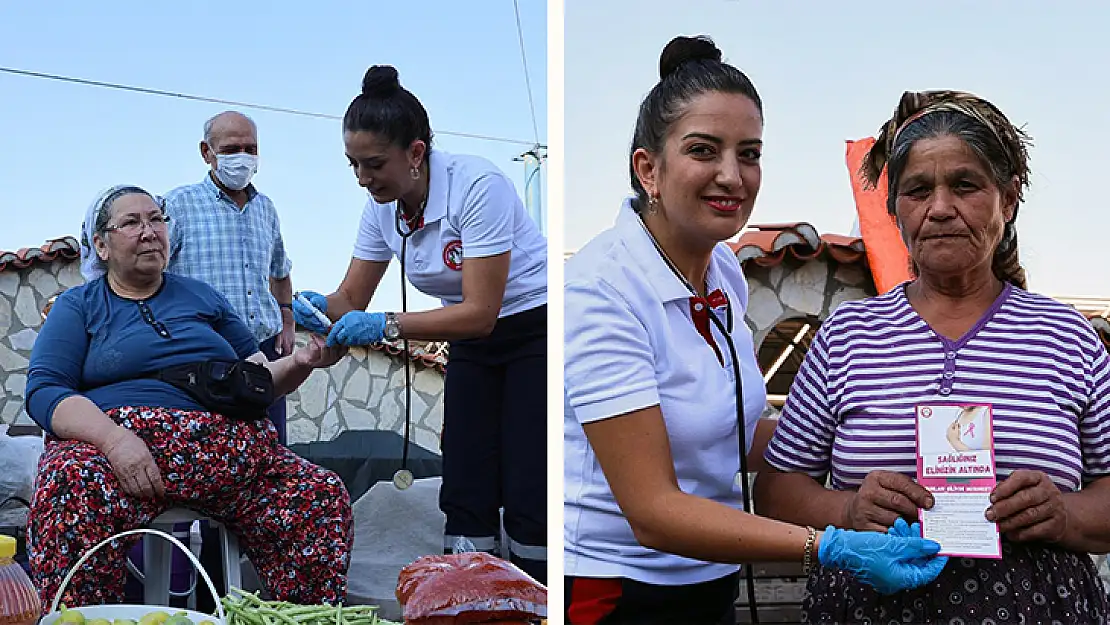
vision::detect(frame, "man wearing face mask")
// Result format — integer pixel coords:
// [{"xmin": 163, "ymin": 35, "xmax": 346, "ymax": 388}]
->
[
  {"xmin": 161, "ymin": 111, "xmax": 297, "ymax": 613},
  {"xmin": 163, "ymin": 110, "xmax": 296, "ymax": 445}
]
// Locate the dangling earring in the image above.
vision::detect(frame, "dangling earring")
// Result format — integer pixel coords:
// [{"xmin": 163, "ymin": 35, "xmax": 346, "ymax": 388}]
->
[
  {"xmin": 647, "ymin": 194, "xmax": 660, "ymax": 214},
  {"xmin": 410, "ymin": 165, "xmax": 420, "ymax": 180},
  {"xmin": 997, "ymin": 221, "xmax": 1016, "ymax": 253}
]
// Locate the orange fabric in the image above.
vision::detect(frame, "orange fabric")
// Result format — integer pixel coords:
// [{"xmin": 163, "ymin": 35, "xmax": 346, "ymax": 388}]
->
[{"xmin": 845, "ymin": 138, "xmax": 913, "ymax": 293}]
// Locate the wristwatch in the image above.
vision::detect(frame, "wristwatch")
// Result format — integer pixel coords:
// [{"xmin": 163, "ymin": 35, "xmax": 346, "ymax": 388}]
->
[{"xmin": 384, "ymin": 312, "xmax": 403, "ymax": 340}]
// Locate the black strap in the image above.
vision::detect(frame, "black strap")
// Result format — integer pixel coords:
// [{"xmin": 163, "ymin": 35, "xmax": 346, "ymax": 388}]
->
[
  {"xmin": 395, "ymin": 207, "xmax": 419, "ymax": 474},
  {"xmin": 0, "ymin": 496, "xmax": 31, "ymax": 509},
  {"xmin": 708, "ymin": 311, "xmax": 759, "ymax": 625}
]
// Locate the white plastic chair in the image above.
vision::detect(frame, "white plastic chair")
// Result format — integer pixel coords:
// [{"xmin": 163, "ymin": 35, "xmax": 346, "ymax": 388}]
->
[{"xmin": 142, "ymin": 508, "xmax": 241, "ymax": 606}]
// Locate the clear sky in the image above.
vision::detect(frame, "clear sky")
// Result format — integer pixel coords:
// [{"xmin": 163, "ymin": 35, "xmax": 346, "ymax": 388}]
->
[
  {"xmin": 0, "ymin": 0, "xmax": 547, "ymax": 313},
  {"xmin": 565, "ymin": 1, "xmax": 1107, "ymax": 298}
]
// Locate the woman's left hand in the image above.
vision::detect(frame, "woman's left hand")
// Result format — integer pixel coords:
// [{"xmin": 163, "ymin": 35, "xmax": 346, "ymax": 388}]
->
[
  {"xmin": 294, "ymin": 333, "xmax": 348, "ymax": 369},
  {"xmin": 985, "ymin": 469, "xmax": 1067, "ymax": 543}
]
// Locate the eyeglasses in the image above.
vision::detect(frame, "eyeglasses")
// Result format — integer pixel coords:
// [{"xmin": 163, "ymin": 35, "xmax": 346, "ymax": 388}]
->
[
  {"xmin": 104, "ymin": 213, "xmax": 171, "ymax": 237},
  {"xmin": 136, "ymin": 300, "xmax": 171, "ymax": 339}
]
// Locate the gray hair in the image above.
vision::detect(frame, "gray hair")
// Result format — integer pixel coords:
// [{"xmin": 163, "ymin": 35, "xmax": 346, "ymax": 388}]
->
[
  {"xmin": 80, "ymin": 185, "xmax": 156, "ymax": 280},
  {"xmin": 885, "ymin": 110, "xmax": 1029, "ymax": 289},
  {"xmin": 203, "ymin": 111, "xmax": 258, "ymax": 146}
]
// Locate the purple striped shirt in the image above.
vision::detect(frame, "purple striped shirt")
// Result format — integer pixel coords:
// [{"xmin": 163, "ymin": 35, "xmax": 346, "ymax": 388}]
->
[{"xmin": 765, "ymin": 283, "xmax": 1110, "ymax": 492}]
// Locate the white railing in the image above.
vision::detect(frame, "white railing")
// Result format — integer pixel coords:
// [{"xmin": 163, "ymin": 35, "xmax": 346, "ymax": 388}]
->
[{"xmin": 1052, "ymin": 296, "xmax": 1110, "ymax": 318}]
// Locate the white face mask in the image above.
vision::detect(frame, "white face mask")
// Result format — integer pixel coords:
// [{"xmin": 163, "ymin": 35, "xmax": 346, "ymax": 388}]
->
[{"xmin": 212, "ymin": 152, "xmax": 259, "ymax": 191}]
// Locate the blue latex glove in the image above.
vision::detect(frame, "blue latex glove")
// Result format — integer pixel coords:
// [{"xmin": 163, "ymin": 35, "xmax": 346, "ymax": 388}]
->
[
  {"xmin": 326, "ymin": 311, "xmax": 387, "ymax": 347},
  {"xmin": 292, "ymin": 290, "xmax": 331, "ymax": 335},
  {"xmin": 887, "ymin": 517, "xmax": 945, "ymax": 569},
  {"xmin": 818, "ymin": 521, "xmax": 949, "ymax": 595},
  {"xmin": 887, "ymin": 517, "xmax": 924, "ymax": 540}
]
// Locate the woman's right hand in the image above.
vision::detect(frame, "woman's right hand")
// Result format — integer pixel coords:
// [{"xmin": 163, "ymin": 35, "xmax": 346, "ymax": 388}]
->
[
  {"xmin": 292, "ymin": 290, "xmax": 331, "ymax": 335},
  {"xmin": 845, "ymin": 470, "xmax": 935, "ymax": 532},
  {"xmin": 818, "ymin": 518, "xmax": 948, "ymax": 594},
  {"xmin": 100, "ymin": 426, "xmax": 166, "ymax": 499}
]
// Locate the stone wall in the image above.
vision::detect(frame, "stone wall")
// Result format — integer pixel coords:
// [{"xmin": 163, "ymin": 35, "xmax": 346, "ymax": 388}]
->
[
  {"xmin": 284, "ymin": 339, "xmax": 445, "ymax": 452},
  {"xmin": 0, "ymin": 259, "xmax": 445, "ymax": 453},
  {"xmin": 0, "ymin": 260, "xmax": 84, "ymax": 425},
  {"xmin": 743, "ymin": 256, "xmax": 876, "ymax": 346}
]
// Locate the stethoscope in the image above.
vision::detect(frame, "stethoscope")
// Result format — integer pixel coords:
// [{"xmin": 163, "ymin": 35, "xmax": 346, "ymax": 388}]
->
[
  {"xmin": 640, "ymin": 217, "xmax": 760, "ymax": 625},
  {"xmin": 388, "ymin": 196, "xmax": 426, "ymax": 492}
]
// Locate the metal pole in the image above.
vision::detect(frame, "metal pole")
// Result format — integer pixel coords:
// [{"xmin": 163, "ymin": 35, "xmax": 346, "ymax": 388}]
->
[{"xmin": 517, "ymin": 145, "xmax": 547, "ymax": 236}]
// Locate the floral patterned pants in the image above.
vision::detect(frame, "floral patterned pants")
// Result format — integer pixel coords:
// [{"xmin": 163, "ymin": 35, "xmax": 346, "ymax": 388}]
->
[{"xmin": 28, "ymin": 406, "xmax": 353, "ymax": 607}]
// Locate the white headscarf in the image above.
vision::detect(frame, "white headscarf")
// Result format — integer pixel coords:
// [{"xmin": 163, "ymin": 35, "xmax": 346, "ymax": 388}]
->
[{"xmin": 79, "ymin": 185, "xmax": 154, "ymax": 281}]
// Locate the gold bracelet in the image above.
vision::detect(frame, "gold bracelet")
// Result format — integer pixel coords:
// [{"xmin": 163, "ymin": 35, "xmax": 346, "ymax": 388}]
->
[{"xmin": 802, "ymin": 526, "xmax": 817, "ymax": 575}]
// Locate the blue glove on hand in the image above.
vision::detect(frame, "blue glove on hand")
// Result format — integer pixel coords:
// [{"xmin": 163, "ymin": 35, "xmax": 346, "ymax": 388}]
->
[
  {"xmin": 326, "ymin": 311, "xmax": 387, "ymax": 347},
  {"xmin": 886, "ymin": 517, "xmax": 941, "ymax": 569},
  {"xmin": 292, "ymin": 290, "xmax": 331, "ymax": 335},
  {"xmin": 818, "ymin": 519, "xmax": 949, "ymax": 595},
  {"xmin": 886, "ymin": 517, "xmax": 918, "ymax": 538}
]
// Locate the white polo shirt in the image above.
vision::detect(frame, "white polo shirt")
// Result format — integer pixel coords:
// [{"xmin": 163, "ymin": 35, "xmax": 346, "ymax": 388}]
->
[
  {"xmin": 353, "ymin": 149, "xmax": 547, "ymax": 317},
  {"xmin": 564, "ymin": 198, "xmax": 767, "ymax": 586}
]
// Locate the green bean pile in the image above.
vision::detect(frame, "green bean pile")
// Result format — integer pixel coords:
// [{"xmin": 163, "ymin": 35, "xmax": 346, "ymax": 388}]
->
[{"xmin": 220, "ymin": 588, "xmax": 400, "ymax": 625}]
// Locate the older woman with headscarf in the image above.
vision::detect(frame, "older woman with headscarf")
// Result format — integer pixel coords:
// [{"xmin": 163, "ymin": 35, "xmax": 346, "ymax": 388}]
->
[
  {"xmin": 754, "ymin": 91, "xmax": 1110, "ymax": 623},
  {"xmin": 24, "ymin": 185, "xmax": 354, "ymax": 606}
]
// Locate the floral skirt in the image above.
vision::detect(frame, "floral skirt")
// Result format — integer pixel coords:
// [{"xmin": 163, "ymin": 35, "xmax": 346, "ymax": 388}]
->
[
  {"xmin": 802, "ymin": 541, "xmax": 1108, "ymax": 624},
  {"xmin": 29, "ymin": 405, "xmax": 353, "ymax": 607}
]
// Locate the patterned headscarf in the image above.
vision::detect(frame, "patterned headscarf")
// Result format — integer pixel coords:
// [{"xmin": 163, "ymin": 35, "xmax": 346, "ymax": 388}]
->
[{"xmin": 860, "ymin": 90, "xmax": 1032, "ymax": 198}]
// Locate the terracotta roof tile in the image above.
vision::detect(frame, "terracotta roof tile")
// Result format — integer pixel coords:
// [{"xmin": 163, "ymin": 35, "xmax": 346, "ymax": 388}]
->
[
  {"xmin": 0, "ymin": 237, "xmax": 81, "ymax": 273},
  {"xmin": 369, "ymin": 339, "xmax": 448, "ymax": 373},
  {"xmin": 1083, "ymin": 314, "xmax": 1110, "ymax": 350},
  {"xmin": 729, "ymin": 223, "xmax": 866, "ymax": 268}
]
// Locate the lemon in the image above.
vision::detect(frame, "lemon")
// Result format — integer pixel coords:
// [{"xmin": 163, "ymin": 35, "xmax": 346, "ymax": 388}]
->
[{"xmin": 139, "ymin": 612, "xmax": 170, "ymax": 625}]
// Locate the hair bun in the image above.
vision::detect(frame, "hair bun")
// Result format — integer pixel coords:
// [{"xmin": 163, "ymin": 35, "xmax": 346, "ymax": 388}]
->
[
  {"xmin": 362, "ymin": 65, "xmax": 402, "ymax": 97},
  {"xmin": 659, "ymin": 35, "xmax": 722, "ymax": 80}
]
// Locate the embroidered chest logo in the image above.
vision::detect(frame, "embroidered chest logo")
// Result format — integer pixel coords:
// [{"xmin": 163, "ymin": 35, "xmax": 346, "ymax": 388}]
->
[{"xmin": 443, "ymin": 240, "xmax": 463, "ymax": 271}]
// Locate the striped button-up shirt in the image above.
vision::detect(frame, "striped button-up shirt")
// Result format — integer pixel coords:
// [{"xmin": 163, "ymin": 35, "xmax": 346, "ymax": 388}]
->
[{"xmin": 164, "ymin": 174, "xmax": 293, "ymax": 343}]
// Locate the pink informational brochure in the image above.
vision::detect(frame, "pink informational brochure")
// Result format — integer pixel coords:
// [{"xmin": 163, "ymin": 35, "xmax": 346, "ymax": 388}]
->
[{"xmin": 915, "ymin": 403, "xmax": 1002, "ymax": 559}]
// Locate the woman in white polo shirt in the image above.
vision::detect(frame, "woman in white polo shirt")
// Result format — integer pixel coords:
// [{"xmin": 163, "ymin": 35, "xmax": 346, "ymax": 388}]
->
[
  {"xmin": 563, "ymin": 35, "xmax": 948, "ymax": 624},
  {"xmin": 294, "ymin": 65, "xmax": 548, "ymax": 583}
]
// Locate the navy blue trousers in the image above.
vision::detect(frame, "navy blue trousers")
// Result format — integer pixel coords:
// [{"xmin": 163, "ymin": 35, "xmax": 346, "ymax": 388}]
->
[{"xmin": 440, "ymin": 304, "xmax": 547, "ymax": 584}]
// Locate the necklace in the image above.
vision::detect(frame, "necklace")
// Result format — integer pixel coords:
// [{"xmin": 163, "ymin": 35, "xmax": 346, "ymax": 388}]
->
[{"xmin": 399, "ymin": 169, "xmax": 429, "ymax": 229}]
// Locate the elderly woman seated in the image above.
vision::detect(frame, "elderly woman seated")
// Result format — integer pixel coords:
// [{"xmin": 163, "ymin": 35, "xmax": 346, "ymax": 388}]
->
[{"xmin": 25, "ymin": 185, "xmax": 353, "ymax": 606}]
